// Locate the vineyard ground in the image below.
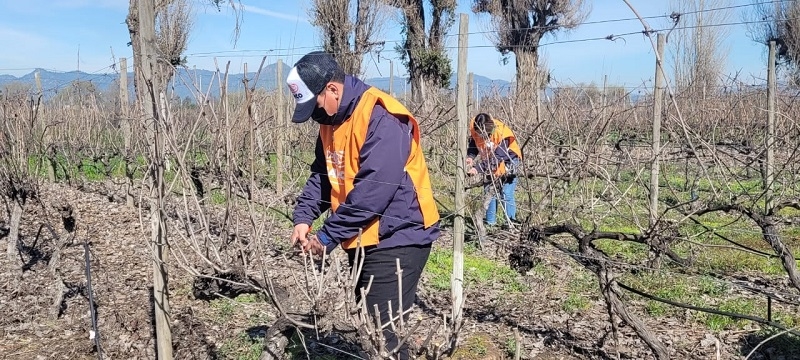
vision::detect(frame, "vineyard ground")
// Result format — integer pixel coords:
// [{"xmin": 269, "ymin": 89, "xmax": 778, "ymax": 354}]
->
[{"xmin": 1, "ymin": 180, "xmax": 798, "ymax": 360}]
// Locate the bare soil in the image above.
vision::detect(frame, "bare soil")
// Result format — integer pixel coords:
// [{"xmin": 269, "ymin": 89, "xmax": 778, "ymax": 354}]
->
[{"xmin": 1, "ymin": 181, "xmax": 795, "ymax": 359}]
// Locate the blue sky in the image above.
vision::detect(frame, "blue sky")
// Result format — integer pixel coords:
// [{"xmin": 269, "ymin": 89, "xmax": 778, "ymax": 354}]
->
[{"xmin": 0, "ymin": 0, "xmax": 770, "ymax": 87}]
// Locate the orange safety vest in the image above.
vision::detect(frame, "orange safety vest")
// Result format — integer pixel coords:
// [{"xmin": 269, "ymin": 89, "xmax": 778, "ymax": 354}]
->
[
  {"xmin": 319, "ymin": 87, "xmax": 439, "ymax": 249},
  {"xmin": 468, "ymin": 117, "xmax": 522, "ymax": 176}
]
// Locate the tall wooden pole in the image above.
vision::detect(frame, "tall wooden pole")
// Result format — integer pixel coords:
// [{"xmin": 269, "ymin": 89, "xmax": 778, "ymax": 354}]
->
[
  {"xmin": 601, "ymin": 74, "xmax": 608, "ymax": 120},
  {"xmin": 766, "ymin": 40, "xmax": 776, "ymax": 211},
  {"xmin": 136, "ymin": 0, "xmax": 172, "ymax": 358},
  {"xmin": 34, "ymin": 70, "xmax": 54, "ymax": 182},
  {"xmin": 452, "ymin": 12, "xmax": 469, "ymax": 344},
  {"xmin": 34, "ymin": 71, "xmax": 43, "ymax": 97},
  {"xmin": 389, "ymin": 59, "xmax": 394, "ymax": 97},
  {"xmin": 276, "ymin": 59, "xmax": 285, "ymax": 194},
  {"xmin": 650, "ymin": 34, "xmax": 665, "ymax": 227},
  {"xmin": 119, "ymin": 57, "xmax": 130, "ymax": 120},
  {"xmin": 120, "ymin": 57, "xmax": 134, "ymax": 207},
  {"xmin": 244, "ymin": 63, "xmax": 255, "ymax": 199}
]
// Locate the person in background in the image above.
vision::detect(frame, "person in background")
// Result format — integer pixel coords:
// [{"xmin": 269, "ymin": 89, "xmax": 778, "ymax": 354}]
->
[
  {"xmin": 466, "ymin": 113, "xmax": 523, "ymax": 227},
  {"xmin": 286, "ymin": 51, "xmax": 440, "ymax": 359}
]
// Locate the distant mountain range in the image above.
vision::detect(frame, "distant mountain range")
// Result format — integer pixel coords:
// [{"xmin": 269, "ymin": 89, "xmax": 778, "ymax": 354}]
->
[{"xmin": 0, "ymin": 64, "xmax": 512, "ymax": 101}]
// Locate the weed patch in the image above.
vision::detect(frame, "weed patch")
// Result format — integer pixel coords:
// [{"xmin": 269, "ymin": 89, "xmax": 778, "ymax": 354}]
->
[
  {"xmin": 701, "ymin": 297, "xmax": 757, "ymax": 331},
  {"xmin": 561, "ymin": 270, "xmax": 595, "ymax": 313},
  {"xmin": 217, "ymin": 332, "xmax": 264, "ymax": 360},
  {"xmin": 425, "ymin": 246, "xmax": 526, "ymax": 293}
]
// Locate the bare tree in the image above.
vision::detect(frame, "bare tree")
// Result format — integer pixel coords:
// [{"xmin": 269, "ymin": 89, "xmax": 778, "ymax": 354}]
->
[
  {"xmin": 747, "ymin": 0, "xmax": 800, "ymax": 83},
  {"xmin": 310, "ymin": 0, "xmax": 387, "ymax": 76},
  {"xmin": 156, "ymin": 0, "xmax": 193, "ymax": 69},
  {"xmin": 127, "ymin": 0, "xmax": 195, "ymax": 109},
  {"xmin": 472, "ymin": 0, "xmax": 588, "ymax": 98},
  {"xmin": 669, "ymin": 0, "xmax": 732, "ymax": 98},
  {"xmin": 383, "ymin": 0, "xmax": 456, "ymax": 102}
]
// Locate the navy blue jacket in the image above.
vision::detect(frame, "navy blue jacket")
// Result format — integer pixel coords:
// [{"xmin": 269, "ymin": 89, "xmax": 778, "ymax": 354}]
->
[{"xmin": 293, "ymin": 76, "xmax": 440, "ymax": 251}]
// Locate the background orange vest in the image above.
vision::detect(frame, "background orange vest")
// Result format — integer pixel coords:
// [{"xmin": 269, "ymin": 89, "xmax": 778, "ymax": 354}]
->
[
  {"xmin": 468, "ymin": 117, "xmax": 522, "ymax": 176},
  {"xmin": 319, "ymin": 87, "xmax": 439, "ymax": 249}
]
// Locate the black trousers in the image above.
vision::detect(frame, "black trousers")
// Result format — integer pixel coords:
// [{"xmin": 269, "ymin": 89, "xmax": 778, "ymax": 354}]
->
[{"xmin": 346, "ymin": 244, "xmax": 432, "ymax": 360}]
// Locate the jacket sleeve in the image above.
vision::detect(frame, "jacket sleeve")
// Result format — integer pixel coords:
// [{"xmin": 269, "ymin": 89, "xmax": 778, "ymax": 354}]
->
[
  {"xmin": 292, "ymin": 135, "xmax": 332, "ymax": 226},
  {"xmin": 316, "ymin": 106, "xmax": 409, "ymax": 247},
  {"xmin": 476, "ymin": 138, "xmax": 519, "ymax": 173}
]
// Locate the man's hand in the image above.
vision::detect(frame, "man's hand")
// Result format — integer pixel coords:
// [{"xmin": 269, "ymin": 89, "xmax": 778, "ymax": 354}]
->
[
  {"xmin": 291, "ymin": 223, "xmax": 311, "ymax": 249},
  {"xmin": 303, "ymin": 235, "xmax": 325, "ymax": 257},
  {"xmin": 291, "ymin": 224, "xmax": 326, "ymax": 257},
  {"xmin": 465, "ymin": 157, "xmax": 474, "ymax": 168},
  {"xmin": 467, "ymin": 167, "xmax": 478, "ymax": 176}
]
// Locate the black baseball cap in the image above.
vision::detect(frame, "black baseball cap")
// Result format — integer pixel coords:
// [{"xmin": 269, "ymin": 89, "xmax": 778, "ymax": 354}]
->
[{"xmin": 286, "ymin": 51, "xmax": 342, "ymax": 123}]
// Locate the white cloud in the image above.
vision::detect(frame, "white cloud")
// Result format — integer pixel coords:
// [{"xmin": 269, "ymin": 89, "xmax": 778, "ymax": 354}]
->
[{"xmin": 240, "ymin": 4, "xmax": 308, "ymax": 23}]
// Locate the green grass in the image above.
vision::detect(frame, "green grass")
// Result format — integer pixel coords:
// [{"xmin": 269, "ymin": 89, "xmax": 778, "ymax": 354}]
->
[
  {"xmin": 217, "ymin": 332, "xmax": 264, "ymax": 360},
  {"xmin": 695, "ymin": 248, "xmax": 789, "ymax": 275},
  {"xmin": 622, "ymin": 270, "xmax": 766, "ymax": 331},
  {"xmin": 724, "ymin": 178, "xmax": 764, "ymax": 194},
  {"xmin": 663, "ymin": 172, "xmax": 765, "ymax": 197},
  {"xmin": 777, "ymin": 207, "xmax": 800, "ymax": 217},
  {"xmin": 561, "ymin": 270, "xmax": 595, "ymax": 313},
  {"xmin": 696, "ymin": 275, "xmax": 728, "ymax": 297},
  {"xmin": 79, "ymin": 158, "xmax": 106, "ymax": 181},
  {"xmin": 425, "ymin": 244, "xmax": 527, "ymax": 293},
  {"xmin": 562, "ymin": 293, "xmax": 590, "ymax": 314},
  {"xmin": 671, "ymin": 210, "xmax": 800, "ymax": 275},
  {"xmin": 208, "ymin": 293, "xmax": 272, "ymax": 360},
  {"xmin": 595, "ymin": 216, "xmax": 641, "ymax": 234},
  {"xmin": 702, "ymin": 297, "xmax": 757, "ymax": 331},
  {"xmin": 594, "ymin": 239, "xmax": 649, "ymax": 262},
  {"xmin": 209, "ymin": 293, "xmax": 265, "ymax": 323},
  {"xmin": 311, "ymin": 214, "xmax": 328, "ymax": 231},
  {"xmin": 189, "ymin": 150, "xmax": 211, "ymax": 167},
  {"xmin": 247, "ymin": 311, "xmax": 273, "ymax": 327},
  {"xmin": 210, "ymin": 298, "xmax": 236, "ymax": 322},
  {"xmin": 770, "ymin": 310, "xmax": 800, "ymax": 328},
  {"xmin": 504, "ymin": 337, "xmax": 517, "ymax": 359},
  {"xmin": 450, "ymin": 333, "xmax": 504, "ymax": 359},
  {"xmin": 529, "ymin": 261, "xmax": 556, "ymax": 282},
  {"xmin": 782, "ymin": 225, "xmax": 800, "ymax": 243},
  {"xmin": 209, "ymin": 188, "xmax": 227, "ymax": 205},
  {"xmin": 624, "ymin": 271, "xmax": 693, "ymax": 317},
  {"xmin": 460, "ymin": 336, "xmax": 488, "ymax": 357},
  {"xmin": 25, "ymin": 153, "xmax": 144, "ymax": 182}
]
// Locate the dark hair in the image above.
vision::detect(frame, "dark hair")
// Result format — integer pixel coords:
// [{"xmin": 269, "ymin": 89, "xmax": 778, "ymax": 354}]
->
[
  {"xmin": 330, "ymin": 67, "xmax": 346, "ymax": 84},
  {"xmin": 473, "ymin": 113, "xmax": 494, "ymax": 137}
]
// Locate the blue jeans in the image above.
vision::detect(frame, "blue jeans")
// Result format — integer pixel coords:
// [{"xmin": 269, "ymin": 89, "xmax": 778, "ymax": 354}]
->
[{"xmin": 485, "ymin": 174, "xmax": 518, "ymax": 225}]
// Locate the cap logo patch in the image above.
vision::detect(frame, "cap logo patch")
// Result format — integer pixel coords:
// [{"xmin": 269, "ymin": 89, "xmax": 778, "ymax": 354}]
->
[{"xmin": 286, "ymin": 67, "xmax": 315, "ymax": 104}]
